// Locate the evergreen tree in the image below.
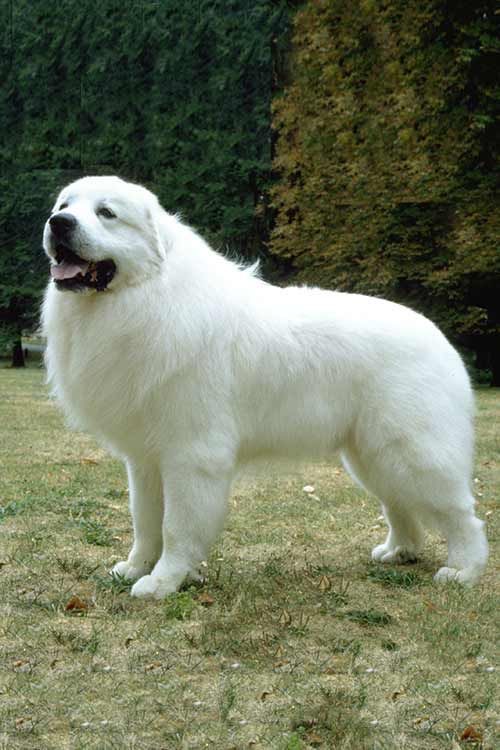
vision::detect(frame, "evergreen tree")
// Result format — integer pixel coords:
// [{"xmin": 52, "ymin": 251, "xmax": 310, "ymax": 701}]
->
[{"xmin": 0, "ymin": 0, "xmax": 290, "ymax": 363}]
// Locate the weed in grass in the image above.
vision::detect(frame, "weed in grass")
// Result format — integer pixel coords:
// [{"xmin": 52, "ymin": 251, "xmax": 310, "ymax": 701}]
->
[
  {"xmin": 465, "ymin": 640, "xmax": 483, "ymax": 658},
  {"xmin": 263, "ymin": 554, "xmax": 288, "ymax": 578},
  {"xmin": 288, "ymin": 612, "xmax": 311, "ymax": 637},
  {"xmin": 367, "ymin": 564, "xmax": 422, "ymax": 589},
  {"xmin": 51, "ymin": 626, "xmax": 100, "ymax": 654},
  {"xmin": 78, "ymin": 518, "xmax": 113, "ymax": 546},
  {"xmin": 219, "ymin": 677, "xmax": 237, "ymax": 723},
  {"xmin": 55, "ymin": 557, "xmax": 100, "ymax": 580},
  {"xmin": 331, "ymin": 638, "xmax": 362, "ymax": 656},
  {"xmin": 103, "ymin": 488, "xmax": 127, "ymax": 499},
  {"xmin": 0, "ymin": 500, "xmax": 22, "ymax": 522},
  {"xmin": 345, "ymin": 609, "xmax": 392, "ymax": 626},
  {"xmin": 381, "ymin": 639, "xmax": 398, "ymax": 651},
  {"xmin": 94, "ymin": 572, "xmax": 133, "ymax": 594},
  {"xmin": 289, "ymin": 686, "xmax": 373, "ymax": 749},
  {"xmin": 164, "ymin": 591, "xmax": 197, "ymax": 620},
  {"xmin": 69, "ymin": 496, "xmax": 101, "ymax": 518},
  {"xmin": 318, "ymin": 576, "xmax": 350, "ymax": 609},
  {"xmin": 284, "ymin": 734, "xmax": 303, "ymax": 750}
]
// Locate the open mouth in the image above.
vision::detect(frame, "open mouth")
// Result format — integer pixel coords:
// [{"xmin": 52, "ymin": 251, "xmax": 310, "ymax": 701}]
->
[{"xmin": 51, "ymin": 245, "xmax": 116, "ymax": 292}]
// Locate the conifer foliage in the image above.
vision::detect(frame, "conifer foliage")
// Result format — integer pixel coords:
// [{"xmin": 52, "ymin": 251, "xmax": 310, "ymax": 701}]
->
[{"xmin": 0, "ymin": 0, "xmax": 289, "ymax": 363}]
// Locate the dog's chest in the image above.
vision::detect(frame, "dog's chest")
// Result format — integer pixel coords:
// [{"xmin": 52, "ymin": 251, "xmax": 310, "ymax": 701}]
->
[{"xmin": 46, "ymin": 298, "xmax": 143, "ymax": 431}]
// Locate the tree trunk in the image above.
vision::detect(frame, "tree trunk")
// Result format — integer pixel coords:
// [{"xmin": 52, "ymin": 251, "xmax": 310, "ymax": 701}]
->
[
  {"xmin": 491, "ymin": 339, "xmax": 500, "ymax": 388},
  {"xmin": 12, "ymin": 339, "xmax": 25, "ymax": 368}
]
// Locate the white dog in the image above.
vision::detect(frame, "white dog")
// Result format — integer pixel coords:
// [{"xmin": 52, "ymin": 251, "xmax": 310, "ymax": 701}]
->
[{"xmin": 41, "ymin": 176, "xmax": 488, "ymax": 598}]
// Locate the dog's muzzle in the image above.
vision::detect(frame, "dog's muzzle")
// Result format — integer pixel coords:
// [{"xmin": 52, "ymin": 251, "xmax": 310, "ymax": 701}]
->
[
  {"xmin": 47, "ymin": 213, "xmax": 116, "ymax": 292},
  {"xmin": 49, "ymin": 212, "xmax": 78, "ymax": 241}
]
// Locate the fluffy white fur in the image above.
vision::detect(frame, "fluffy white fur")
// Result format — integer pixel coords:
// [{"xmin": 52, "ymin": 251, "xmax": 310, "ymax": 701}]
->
[{"xmin": 41, "ymin": 176, "xmax": 488, "ymax": 598}]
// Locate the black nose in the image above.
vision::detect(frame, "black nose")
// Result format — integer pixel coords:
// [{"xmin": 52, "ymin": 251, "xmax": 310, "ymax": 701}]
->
[{"xmin": 49, "ymin": 212, "xmax": 77, "ymax": 238}]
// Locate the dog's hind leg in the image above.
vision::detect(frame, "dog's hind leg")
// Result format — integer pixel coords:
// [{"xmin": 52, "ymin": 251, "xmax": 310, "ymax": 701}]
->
[
  {"xmin": 432, "ymin": 498, "xmax": 488, "ymax": 585},
  {"xmin": 343, "ymin": 442, "xmax": 488, "ymax": 583},
  {"xmin": 371, "ymin": 503, "xmax": 425, "ymax": 564},
  {"xmin": 342, "ymin": 447, "xmax": 425, "ymax": 564}
]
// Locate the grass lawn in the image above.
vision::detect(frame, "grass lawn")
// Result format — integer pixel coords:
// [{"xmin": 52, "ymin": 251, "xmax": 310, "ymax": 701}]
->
[{"xmin": 0, "ymin": 367, "xmax": 498, "ymax": 749}]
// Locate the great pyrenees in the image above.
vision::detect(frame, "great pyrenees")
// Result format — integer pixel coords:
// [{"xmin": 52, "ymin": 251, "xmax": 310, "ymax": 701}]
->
[{"xmin": 41, "ymin": 176, "xmax": 488, "ymax": 598}]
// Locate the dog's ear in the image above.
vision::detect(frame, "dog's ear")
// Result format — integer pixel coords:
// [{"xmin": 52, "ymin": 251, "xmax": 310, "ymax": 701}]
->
[{"xmin": 146, "ymin": 201, "xmax": 169, "ymax": 262}]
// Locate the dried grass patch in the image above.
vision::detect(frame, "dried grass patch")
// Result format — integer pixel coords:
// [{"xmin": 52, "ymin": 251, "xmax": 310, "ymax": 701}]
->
[{"xmin": 0, "ymin": 369, "xmax": 498, "ymax": 749}]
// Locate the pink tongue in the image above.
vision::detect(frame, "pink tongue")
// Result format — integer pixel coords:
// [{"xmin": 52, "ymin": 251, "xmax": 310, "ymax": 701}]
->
[{"xmin": 51, "ymin": 261, "xmax": 89, "ymax": 280}]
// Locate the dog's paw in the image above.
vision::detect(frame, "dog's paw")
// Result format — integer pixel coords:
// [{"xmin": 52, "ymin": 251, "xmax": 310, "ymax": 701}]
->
[
  {"xmin": 111, "ymin": 560, "xmax": 151, "ymax": 582},
  {"xmin": 434, "ymin": 566, "xmax": 477, "ymax": 586},
  {"xmin": 371, "ymin": 543, "xmax": 418, "ymax": 564},
  {"xmin": 130, "ymin": 574, "xmax": 178, "ymax": 599}
]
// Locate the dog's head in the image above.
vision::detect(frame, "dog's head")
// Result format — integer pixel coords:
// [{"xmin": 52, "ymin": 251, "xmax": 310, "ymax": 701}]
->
[{"xmin": 43, "ymin": 176, "xmax": 167, "ymax": 293}]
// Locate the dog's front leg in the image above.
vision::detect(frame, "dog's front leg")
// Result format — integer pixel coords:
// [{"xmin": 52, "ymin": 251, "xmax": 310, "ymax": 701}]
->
[
  {"xmin": 131, "ymin": 466, "xmax": 233, "ymax": 599},
  {"xmin": 111, "ymin": 460, "xmax": 163, "ymax": 582}
]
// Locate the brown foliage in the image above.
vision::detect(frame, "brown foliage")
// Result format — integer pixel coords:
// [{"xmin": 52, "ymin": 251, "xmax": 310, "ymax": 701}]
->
[{"xmin": 270, "ymin": 0, "xmax": 499, "ymax": 378}]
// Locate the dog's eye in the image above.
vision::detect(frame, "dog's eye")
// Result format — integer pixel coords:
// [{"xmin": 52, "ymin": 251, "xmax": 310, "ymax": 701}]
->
[
  {"xmin": 59, "ymin": 202, "xmax": 68, "ymax": 211},
  {"xmin": 97, "ymin": 207, "xmax": 116, "ymax": 219}
]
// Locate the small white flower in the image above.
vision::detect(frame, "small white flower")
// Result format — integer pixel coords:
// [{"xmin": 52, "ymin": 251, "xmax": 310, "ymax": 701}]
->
[{"xmin": 303, "ymin": 485, "xmax": 315, "ymax": 493}]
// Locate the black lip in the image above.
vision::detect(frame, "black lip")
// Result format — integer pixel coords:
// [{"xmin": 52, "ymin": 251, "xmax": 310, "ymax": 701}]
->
[{"xmin": 55, "ymin": 244, "xmax": 87, "ymax": 266}]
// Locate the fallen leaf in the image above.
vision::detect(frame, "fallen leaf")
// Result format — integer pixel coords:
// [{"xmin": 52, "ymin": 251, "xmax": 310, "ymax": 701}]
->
[
  {"xmin": 318, "ymin": 575, "xmax": 331, "ymax": 592},
  {"xmin": 15, "ymin": 717, "xmax": 34, "ymax": 731},
  {"xmin": 307, "ymin": 731, "xmax": 323, "ymax": 746},
  {"xmin": 65, "ymin": 595, "xmax": 89, "ymax": 612},
  {"xmin": 12, "ymin": 659, "xmax": 30, "ymax": 671},
  {"xmin": 391, "ymin": 689, "xmax": 405, "ymax": 701},
  {"xmin": 197, "ymin": 592, "xmax": 215, "ymax": 607},
  {"xmin": 413, "ymin": 716, "xmax": 430, "ymax": 726},
  {"xmin": 460, "ymin": 725, "xmax": 483, "ymax": 742},
  {"xmin": 273, "ymin": 660, "xmax": 290, "ymax": 669},
  {"xmin": 145, "ymin": 661, "xmax": 162, "ymax": 672},
  {"xmin": 80, "ymin": 457, "xmax": 99, "ymax": 465},
  {"xmin": 260, "ymin": 690, "xmax": 272, "ymax": 701},
  {"xmin": 279, "ymin": 609, "xmax": 292, "ymax": 626}
]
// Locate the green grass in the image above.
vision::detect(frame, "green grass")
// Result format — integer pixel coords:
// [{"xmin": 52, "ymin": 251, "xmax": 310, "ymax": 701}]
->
[{"xmin": 0, "ymin": 367, "xmax": 498, "ymax": 749}]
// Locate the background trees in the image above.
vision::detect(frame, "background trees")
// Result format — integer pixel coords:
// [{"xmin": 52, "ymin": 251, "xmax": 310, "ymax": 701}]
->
[
  {"xmin": 0, "ymin": 0, "xmax": 289, "ymax": 364},
  {"xmin": 270, "ymin": 0, "xmax": 499, "ymax": 383},
  {"xmin": 1, "ymin": 0, "xmax": 498, "ymax": 381}
]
